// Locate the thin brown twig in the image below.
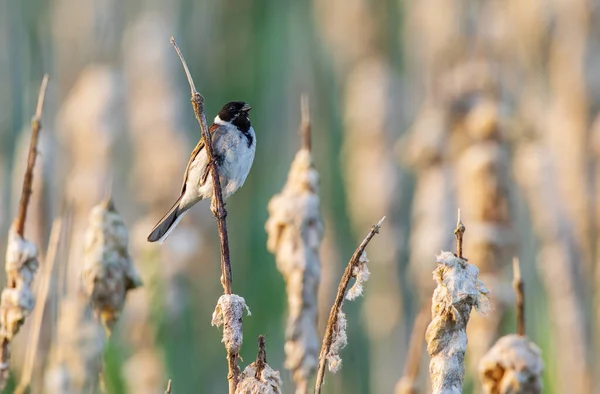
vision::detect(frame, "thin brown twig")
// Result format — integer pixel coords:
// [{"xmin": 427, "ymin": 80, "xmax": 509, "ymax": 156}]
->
[
  {"xmin": 454, "ymin": 209, "xmax": 465, "ymax": 259},
  {"xmin": 255, "ymin": 335, "xmax": 267, "ymax": 379},
  {"xmin": 300, "ymin": 94, "xmax": 311, "ymax": 151},
  {"xmin": 170, "ymin": 37, "xmax": 238, "ymax": 392},
  {"xmin": 0, "ymin": 75, "xmax": 49, "ymax": 389},
  {"xmin": 14, "ymin": 74, "xmax": 49, "ymax": 237},
  {"xmin": 513, "ymin": 257, "xmax": 525, "ymax": 336},
  {"xmin": 15, "ymin": 218, "xmax": 63, "ymax": 394},
  {"xmin": 314, "ymin": 216, "xmax": 386, "ymax": 394},
  {"xmin": 165, "ymin": 379, "xmax": 172, "ymax": 394}
]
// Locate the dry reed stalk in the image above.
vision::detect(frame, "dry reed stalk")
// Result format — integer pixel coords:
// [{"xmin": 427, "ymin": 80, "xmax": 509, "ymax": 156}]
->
[
  {"xmin": 165, "ymin": 379, "xmax": 172, "ymax": 393},
  {"xmin": 43, "ymin": 293, "xmax": 105, "ymax": 393},
  {"xmin": 235, "ymin": 336, "xmax": 282, "ymax": 394},
  {"xmin": 81, "ymin": 198, "xmax": 142, "ymax": 334},
  {"xmin": 265, "ymin": 96, "xmax": 322, "ymax": 394},
  {"xmin": 15, "ymin": 218, "xmax": 62, "ymax": 394},
  {"xmin": 313, "ymin": 1, "xmax": 405, "ymax": 390},
  {"xmin": 394, "ymin": 304, "xmax": 430, "ymax": 394},
  {"xmin": 315, "ymin": 217, "xmax": 385, "ymax": 394},
  {"xmin": 426, "ymin": 217, "xmax": 489, "ymax": 394},
  {"xmin": 0, "ymin": 75, "xmax": 48, "ymax": 389},
  {"xmin": 170, "ymin": 37, "xmax": 243, "ymax": 393},
  {"xmin": 514, "ymin": 141, "xmax": 591, "ymax": 394},
  {"xmin": 478, "ymin": 258, "xmax": 543, "ymax": 394}
]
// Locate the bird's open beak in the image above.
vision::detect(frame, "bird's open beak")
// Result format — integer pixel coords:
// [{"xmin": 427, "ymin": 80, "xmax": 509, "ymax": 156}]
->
[{"xmin": 242, "ymin": 103, "xmax": 252, "ymax": 112}]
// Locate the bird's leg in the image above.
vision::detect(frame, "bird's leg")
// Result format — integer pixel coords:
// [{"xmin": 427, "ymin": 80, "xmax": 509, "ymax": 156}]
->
[{"xmin": 210, "ymin": 197, "xmax": 227, "ymax": 219}]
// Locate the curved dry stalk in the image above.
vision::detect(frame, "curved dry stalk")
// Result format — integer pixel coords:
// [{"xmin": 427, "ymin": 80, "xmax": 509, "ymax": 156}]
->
[
  {"xmin": 14, "ymin": 74, "xmax": 49, "ymax": 237},
  {"xmin": 314, "ymin": 217, "xmax": 385, "ymax": 394},
  {"xmin": 170, "ymin": 37, "xmax": 239, "ymax": 392},
  {"xmin": 0, "ymin": 75, "xmax": 48, "ymax": 389}
]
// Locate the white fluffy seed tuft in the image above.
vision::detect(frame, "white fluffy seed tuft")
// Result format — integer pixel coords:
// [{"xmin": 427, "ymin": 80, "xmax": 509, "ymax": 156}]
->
[{"xmin": 211, "ymin": 294, "xmax": 251, "ymax": 354}]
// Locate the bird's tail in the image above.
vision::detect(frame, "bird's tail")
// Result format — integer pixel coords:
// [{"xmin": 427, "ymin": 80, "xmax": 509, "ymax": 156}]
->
[{"xmin": 147, "ymin": 197, "xmax": 187, "ymax": 243}]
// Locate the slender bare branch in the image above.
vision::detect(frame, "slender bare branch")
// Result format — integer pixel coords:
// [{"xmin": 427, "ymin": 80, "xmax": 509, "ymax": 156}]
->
[
  {"xmin": 14, "ymin": 74, "xmax": 49, "ymax": 237},
  {"xmin": 314, "ymin": 217, "xmax": 386, "ymax": 394},
  {"xmin": 513, "ymin": 257, "xmax": 525, "ymax": 336},
  {"xmin": 170, "ymin": 37, "xmax": 237, "ymax": 392},
  {"xmin": 170, "ymin": 38, "xmax": 197, "ymax": 95},
  {"xmin": 165, "ymin": 379, "xmax": 172, "ymax": 394}
]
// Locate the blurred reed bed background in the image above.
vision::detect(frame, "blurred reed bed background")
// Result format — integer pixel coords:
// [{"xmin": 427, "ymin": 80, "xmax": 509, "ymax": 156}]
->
[{"xmin": 1, "ymin": 0, "xmax": 600, "ymax": 393}]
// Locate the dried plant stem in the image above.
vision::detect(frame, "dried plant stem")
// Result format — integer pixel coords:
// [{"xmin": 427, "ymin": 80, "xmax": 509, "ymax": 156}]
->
[
  {"xmin": 255, "ymin": 335, "xmax": 267, "ymax": 379},
  {"xmin": 165, "ymin": 379, "xmax": 172, "ymax": 394},
  {"xmin": 0, "ymin": 75, "xmax": 48, "ymax": 389},
  {"xmin": 454, "ymin": 209, "xmax": 465, "ymax": 259},
  {"xmin": 170, "ymin": 37, "xmax": 232, "ymax": 294},
  {"xmin": 15, "ymin": 218, "xmax": 62, "ymax": 394},
  {"xmin": 314, "ymin": 217, "xmax": 385, "ymax": 394},
  {"xmin": 14, "ymin": 74, "xmax": 49, "ymax": 237},
  {"xmin": 170, "ymin": 37, "xmax": 238, "ymax": 392},
  {"xmin": 513, "ymin": 258, "xmax": 525, "ymax": 336}
]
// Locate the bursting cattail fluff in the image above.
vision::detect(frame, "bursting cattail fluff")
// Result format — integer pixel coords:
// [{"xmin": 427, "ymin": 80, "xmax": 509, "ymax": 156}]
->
[
  {"xmin": 479, "ymin": 334, "xmax": 543, "ymax": 394},
  {"xmin": 212, "ymin": 294, "xmax": 251, "ymax": 355},
  {"xmin": 0, "ymin": 228, "xmax": 39, "ymax": 341},
  {"xmin": 426, "ymin": 251, "xmax": 489, "ymax": 394},
  {"xmin": 82, "ymin": 199, "xmax": 142, "ymax": 332}
]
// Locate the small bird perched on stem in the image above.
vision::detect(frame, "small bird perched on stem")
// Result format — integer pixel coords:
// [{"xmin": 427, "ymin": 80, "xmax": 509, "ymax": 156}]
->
[{"xmin": 148, "ymin": 101, "xmax": 256, "ymax": 243}]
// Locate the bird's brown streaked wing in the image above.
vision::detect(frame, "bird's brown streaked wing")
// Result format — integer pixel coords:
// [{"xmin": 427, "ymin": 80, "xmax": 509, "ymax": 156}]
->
[{"xmin": 180, "ymin": 123, "xmax": 219, "ymax": 194}]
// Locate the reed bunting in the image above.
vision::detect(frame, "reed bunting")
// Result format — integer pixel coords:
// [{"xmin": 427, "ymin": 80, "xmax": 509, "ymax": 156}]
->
[{"xmin": 148, "ymin": 101, "xmax": 256, "ymax": 243}]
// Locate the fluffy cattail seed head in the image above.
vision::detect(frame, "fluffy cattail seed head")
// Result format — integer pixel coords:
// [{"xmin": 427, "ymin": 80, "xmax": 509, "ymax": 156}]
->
[
  {"xmin": 82, "ymin": 199, "xmax": 142, "ymax": 333},
  {"xmin": 211, "ymin": 294, "xmax": 251, "ymax": 354},
  {"xmin": 0, "ymin": 228, "xmax": 38, "ymax": 340},
  {"xmin": 479, "ymin": 334, "xmax": 543, "ymax": 394},
  {"xmin": 427, "ymin": 251, "xmax": 489, "ymax": 394}
]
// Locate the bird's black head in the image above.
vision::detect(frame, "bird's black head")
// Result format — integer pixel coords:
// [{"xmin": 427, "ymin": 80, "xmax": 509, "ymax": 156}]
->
[{"xmin": 218, "ymin": 101, "xmax": 252, "ymax": 133}]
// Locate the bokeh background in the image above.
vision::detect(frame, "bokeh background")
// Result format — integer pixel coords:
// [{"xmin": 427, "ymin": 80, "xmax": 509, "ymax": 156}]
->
[{"xmin": 1, "ymin": 0, "xmax": 600, "ymax": 393}]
